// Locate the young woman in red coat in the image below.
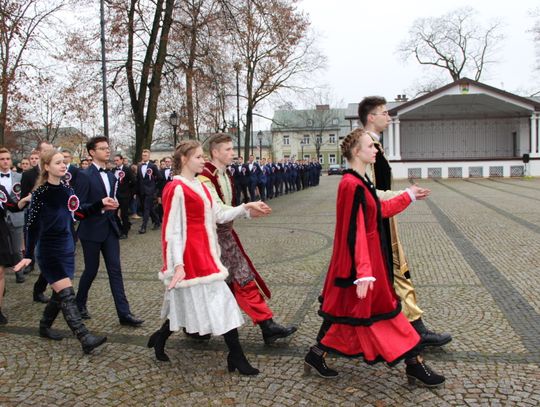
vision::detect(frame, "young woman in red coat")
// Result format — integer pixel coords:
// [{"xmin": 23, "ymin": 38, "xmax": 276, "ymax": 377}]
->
[{"xmin": 304, "ymin": 128, "xmax": 445, "ymax": 388}]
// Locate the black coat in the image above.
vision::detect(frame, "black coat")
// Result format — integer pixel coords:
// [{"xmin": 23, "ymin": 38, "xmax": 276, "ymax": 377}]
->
[{"xmin": 136, "ymin": 162, "xmax": 162, "ymax": 196}]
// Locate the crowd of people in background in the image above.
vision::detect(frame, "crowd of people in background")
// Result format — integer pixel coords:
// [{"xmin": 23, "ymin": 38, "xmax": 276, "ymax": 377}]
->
[{"xmin": 0, "ymin": 140, "xmax": 322, "ymax": 326}]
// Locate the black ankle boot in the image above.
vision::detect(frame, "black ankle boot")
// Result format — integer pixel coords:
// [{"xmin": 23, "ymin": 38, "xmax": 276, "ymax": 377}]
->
[
  {"xmin": 259, "ymin": 318, "xmax": 297, "ymax": 345},
  {"xmin": 58, "ymin": 287, "xmax": 107, "ymax": 354},
  {"xmin": 39, "ymin": 291, "xmax": 64, "ymax": 341},
  {"xmin": 147, "ymin": 320, "xmax": 173, "ymax": 362},
  {"xmin": 304, "ymin": 346, "xmax": 338, "ymax": 378},
  {"xmin": 223, "ymin": 329, "xmax": 259, "ymax": 375},
  {"xmin": 411, "ymin": 318, "xmax": 452, "ymax": 347},
  {"xmin": 226, "ymin": 352, "xmax": 260, "ymax": 375},
  {"xmin": 405, "ymin": 356, "xmax": 445, "ymax": 387}
]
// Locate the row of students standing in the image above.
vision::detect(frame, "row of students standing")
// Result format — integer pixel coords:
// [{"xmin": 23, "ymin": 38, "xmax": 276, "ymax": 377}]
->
[{"xmin": 230, "ymin": 155, "xmax": 322, "ymax": 204}]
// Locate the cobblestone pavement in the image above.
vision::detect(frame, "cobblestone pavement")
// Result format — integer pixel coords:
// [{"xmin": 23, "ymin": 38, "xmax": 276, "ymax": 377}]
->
[{"xmin": 2, "ymin": 176, "xmax": 540, "ymax": 406}]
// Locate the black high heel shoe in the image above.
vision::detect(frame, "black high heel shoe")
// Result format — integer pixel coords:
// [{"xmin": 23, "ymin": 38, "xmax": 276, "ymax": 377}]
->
[{"xmin": 227, "ymin": 352, "xmax": 260, "ymax": 375}]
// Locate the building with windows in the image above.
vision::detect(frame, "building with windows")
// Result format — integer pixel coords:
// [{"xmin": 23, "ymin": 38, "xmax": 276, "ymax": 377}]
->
[
  {"xmin": 344, "ymin": 78, "xmax": 540, "ymax": 178},
  {"xmin": 271, "ymin": 105, "xmax": 350, "ymax": 168}
]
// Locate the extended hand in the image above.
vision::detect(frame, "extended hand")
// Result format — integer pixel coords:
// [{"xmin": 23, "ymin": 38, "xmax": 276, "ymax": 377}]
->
[
  {"xmin": 13, "ymin": 258, "xmax": 32, "ymax": 273},
  {"xmin": 409, "ymin": 184, "xmax": 431, "ymax": 200},
  {"xmin": 245, "ymin": 201, "xmax": 272, "ymax": 217},
  {"xmin": 356, "ymin": 280, "xmax": 374, "ymax": 299},
  {"xmin": 168, "ymin": 265, "xmax": 186, "ymax": 290}
]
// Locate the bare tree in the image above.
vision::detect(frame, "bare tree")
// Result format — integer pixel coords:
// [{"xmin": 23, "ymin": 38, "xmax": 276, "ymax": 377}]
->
[
  {"xmin": 399, "ymin": 7, "xmax": 503, "ymax": 82},
  {"xmin": 0, "ymin": 0, "xmax": 64, "ymax": 145},
  {"xmin": 222, "ymin": 0, "xmax": 326, "ymax": 159}
]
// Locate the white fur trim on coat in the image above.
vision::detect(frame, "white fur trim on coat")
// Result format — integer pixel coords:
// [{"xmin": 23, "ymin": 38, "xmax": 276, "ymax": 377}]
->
[{"xmin": 158, "ymin": 177, "xmax": 229, "ymax": 288}]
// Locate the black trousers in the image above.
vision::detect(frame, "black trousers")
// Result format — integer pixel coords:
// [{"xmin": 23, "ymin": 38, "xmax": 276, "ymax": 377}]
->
[
  {"xmin": 140, "ymin": 194, "xmax": 159, "ymax": 227},
  {"xmin": 116, "ymin": 196, "xmax": 131, "ymax": 235}
]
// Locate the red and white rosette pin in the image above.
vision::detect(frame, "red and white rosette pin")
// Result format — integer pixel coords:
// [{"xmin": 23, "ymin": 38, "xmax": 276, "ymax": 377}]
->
[
  {"xmin": 118, "ymin": 170, "xmax": 125, "ymax": 182},
  {"xmin": 12, "ymin": 182, "xmax": 22, "ymax": 197},
  {"xmin": 67, "ymin": 195, "xmax": 79, "ymax": 212},
  {"xmin": 146, "ymin": 168, "xmax": 153, "ymax": 178}
]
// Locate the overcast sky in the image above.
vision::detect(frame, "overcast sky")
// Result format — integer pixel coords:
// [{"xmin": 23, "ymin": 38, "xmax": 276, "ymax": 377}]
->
[{"xmin": 297, "ymin": 0, "xmax": 540, "ymax": 105}]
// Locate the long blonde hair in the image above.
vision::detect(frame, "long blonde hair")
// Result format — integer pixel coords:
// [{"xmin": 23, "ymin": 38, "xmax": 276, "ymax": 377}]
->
[{"xmin": 34, "ymin": 149, "xmax": 62, "ymax": 190}]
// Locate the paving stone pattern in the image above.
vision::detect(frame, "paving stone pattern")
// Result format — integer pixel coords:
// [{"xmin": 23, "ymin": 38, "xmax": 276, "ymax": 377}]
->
[{"xmin": 1, "ymin": 177, "xmax": 540, "ymax": 406}]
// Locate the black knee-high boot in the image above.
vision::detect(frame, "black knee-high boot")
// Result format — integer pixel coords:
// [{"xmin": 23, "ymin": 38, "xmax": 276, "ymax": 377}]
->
[
  {"xmin": 147, "ymin": 320, "xmax": 173, "ymax": 362},
  {"xmin": 39, "ymin": 291, "xmax": 64, "ymax": 341},
  {"xmin": 223, "ymin": 329, "xmax": 259, "ymax": 375},
  {"xmin": 58, "ymin": 287, "xmax": 107, "ymax": 354}
]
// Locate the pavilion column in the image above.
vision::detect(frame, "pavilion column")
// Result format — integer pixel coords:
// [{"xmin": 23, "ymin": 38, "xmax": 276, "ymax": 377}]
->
[
  {"xmin": 387, "ymin": 119, "xmax": 395, "ymax": 158},
  {"xmin": 394, "ymin": 118, "xmax": 401, "ymax": 160},
  {"xmin": 531, "ymin": 113, "xmax": 539, "ymax": 157}
]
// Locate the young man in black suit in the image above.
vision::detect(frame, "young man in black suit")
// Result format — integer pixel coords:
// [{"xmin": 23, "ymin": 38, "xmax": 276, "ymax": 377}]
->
[
  {"xmin": 136, "ymin": 149, "xmax": 162, "ymax": 234},
  {"xmin": 75, "ymin": 137, "xmax": 143, "ymax": 327},
  {"xmin": 20, "ymin": 141, "xmax": 54, "ymax": 303},
  {"xmin": 113, "ymin": 154, "xmax": 135, "ymax": 239}
]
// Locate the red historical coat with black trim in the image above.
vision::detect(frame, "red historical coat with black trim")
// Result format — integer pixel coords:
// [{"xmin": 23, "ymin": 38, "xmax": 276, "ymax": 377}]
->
[{"xmin": 318, "ymin": 170, "xmax": 421, "ymax": 365}]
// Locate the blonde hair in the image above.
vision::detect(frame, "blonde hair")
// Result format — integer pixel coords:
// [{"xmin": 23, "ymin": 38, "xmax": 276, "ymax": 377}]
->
[
  {"xmin": 341, "ymin": 128, "xmax": 368, "ymax": 161},
  {"xmin": 35, "ymin": 149, "xmax": 63, "ymax": 189},
  {"xmin": 172, "ymin": 140, "xmax": 201, "ymax": 175}
]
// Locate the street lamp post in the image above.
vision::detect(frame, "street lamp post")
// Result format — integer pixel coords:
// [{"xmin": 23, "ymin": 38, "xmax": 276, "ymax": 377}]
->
[
  {"xmin": 169, "ymin": 111, "xmax": 179, "ymax": 147},
  {"xmin": 257, "ymin": 130, "xmax": 263, "ymax": 159},
  {"xmin": 234, "ymin": 62, "xmax": 241, "ymax": 158}
]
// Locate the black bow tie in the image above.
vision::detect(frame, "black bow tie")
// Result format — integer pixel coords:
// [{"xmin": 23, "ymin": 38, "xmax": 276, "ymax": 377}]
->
[
  {"xmin": 117, "ymin": 167, "xmax": 122, "ymax": 171},
  {"xmin": 0, "ymin": 173, "xmax": 9, "ymax": 178},
  {"xmin": 99, "ymin": 168, "xmax": 106, "ymax": 172}
]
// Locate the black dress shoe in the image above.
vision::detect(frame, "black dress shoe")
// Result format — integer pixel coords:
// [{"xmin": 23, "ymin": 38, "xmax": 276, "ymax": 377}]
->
[
  {"xmin": 119, "ymin": 314, "xmax": 144, "ymax": 327},
  {"xmin": 15, "ymin": 271, "xmax": 25, "ymax": 283},
  {"xmin": 78, "ymin": 306, "xmax": 91, "ymax": 320},
  {"xmin": 138, "ymin": 227, "xmax": 146, "ymax": 234},
  {"xmin": 119, "ymin": 234, "xmax": 128, "ymax": 240},
  {"xmin": 259, "ymin": 318, "xmax": 297, "ymax": 344},
  {"xmin": 411, "ymin": 318, "xmax": 452, "ymax": 347},
  {"xmin": 152, "ymin": 223, "xmax": 161, "ymax": 230},
  {"xmin": 33, "ymin": 292, "xmax": 50, "ymax": 303}
]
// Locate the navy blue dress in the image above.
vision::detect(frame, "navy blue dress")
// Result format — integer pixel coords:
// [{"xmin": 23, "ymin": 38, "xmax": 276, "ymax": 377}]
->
[{"xmin": 26, "ymin": 182, "xmax": 103, "ymax": 284}]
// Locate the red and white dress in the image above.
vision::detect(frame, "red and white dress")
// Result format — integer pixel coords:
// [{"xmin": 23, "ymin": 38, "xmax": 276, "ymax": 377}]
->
[
  {"xmin": 318, "ymin": 170, "xmax": 421, "ymax": 365},
  {"xmin": 159, "ymin": 175, "xmax": 249, "ymax": 335}
]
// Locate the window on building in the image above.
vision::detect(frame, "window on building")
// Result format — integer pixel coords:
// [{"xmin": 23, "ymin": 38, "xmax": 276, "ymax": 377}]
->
[
  {"xmin": 307, "ymin": 119, "xmax": 313, "ymax": 127},
  {"xmin": 329, "ymin": 154, "xmax": 336, "ymax": 164},
  {"xmin": 315, "ymin": 135, "xmax": 322, "ymax": 145},
  {"xmin": 283, "ymin": 135, "xmax": 289, "ymax": 145},
  {"xmin": 303, "ymin": 154, "xmax": 311, "ymax": 159},
  {"xmin": 284, "ymin": 155, "xmax": 290, "ymax": 159},
  {"xmin": 329, "ymin": 134, "xmax": 336, "ymax": 144},
  {"xmin": 332, "ymin": 118, "xmax": 339, "ymax": 125},
  {"xmin": 319, "ymin": 155, "xmax": 324, "ymax": 164},
  {"xmin": 303, "ymin": 135, "xmax": 310, "ymax": 144}
]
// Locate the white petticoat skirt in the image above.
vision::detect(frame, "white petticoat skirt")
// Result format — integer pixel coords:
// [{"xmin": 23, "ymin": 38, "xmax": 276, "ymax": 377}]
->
[{"xmin": 161, "ymin": 280, "xmax": 244, "ymax": 336}]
